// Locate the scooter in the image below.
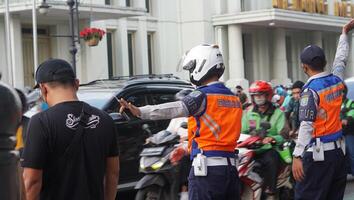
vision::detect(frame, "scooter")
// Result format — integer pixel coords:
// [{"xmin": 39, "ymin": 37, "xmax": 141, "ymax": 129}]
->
[
  {"xmin": 135, "ymin": 122, "xmax": 188, "ymax": 200},
  {"xmin": 237, "ymin": 122, "xmax": 294, "ymax": 200}
]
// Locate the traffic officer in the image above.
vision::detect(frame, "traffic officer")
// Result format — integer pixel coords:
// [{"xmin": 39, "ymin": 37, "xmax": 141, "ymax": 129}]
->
[
  {"xmin": 292, "ymin": 19, "xmax": 354, "ymax": 200},
  {"xmin": 120, "ymin": 44, "xmax": 242, "ymax": 199}
]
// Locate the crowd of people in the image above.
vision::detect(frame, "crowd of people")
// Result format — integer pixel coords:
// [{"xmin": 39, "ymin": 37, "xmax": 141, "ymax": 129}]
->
[{"xmin": 5, "ymin": 18, "xmax": 354, "ymax": 200}]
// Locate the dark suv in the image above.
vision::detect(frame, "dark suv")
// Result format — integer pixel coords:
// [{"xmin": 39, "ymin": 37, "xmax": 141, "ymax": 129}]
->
[{"xmin": 77, "ymin": 75, "xmax": 193, "ymax": 191}]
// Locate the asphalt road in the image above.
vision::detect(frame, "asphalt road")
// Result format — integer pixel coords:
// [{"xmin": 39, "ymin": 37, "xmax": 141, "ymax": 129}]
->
[
  {"xmin": 345, "ymin": 177, "xmax": 354, "ymax": 200},
  {"xmin": 116, "ymin": 177, "xmax": 354, "ymax": 200}
]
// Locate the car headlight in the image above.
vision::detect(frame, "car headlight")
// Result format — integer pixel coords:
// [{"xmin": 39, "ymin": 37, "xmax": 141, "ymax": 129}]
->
[
  {"xmin": 140, "ymin": 163, "xmax": 145, "ymax": 170},
  {"xmin": 151, "ymin": 161, "xmax": 164, "ymax": 170}
]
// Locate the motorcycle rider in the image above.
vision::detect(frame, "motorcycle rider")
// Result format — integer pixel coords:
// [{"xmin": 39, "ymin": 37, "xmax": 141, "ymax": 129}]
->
[
  {"xmin": 241, "ymin": 80, "xmax": 288, "ymax": 197},
  {"xmin": 341, "ymin": 86, "xmax": 354, "ymax": 176},
  {"xmin": 120, "ymin": 44, "xmax": 243, "ymax": 199}
]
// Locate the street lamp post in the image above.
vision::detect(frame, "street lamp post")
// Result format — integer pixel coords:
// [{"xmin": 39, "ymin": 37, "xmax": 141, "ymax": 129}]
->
[
  {"xmin": 39, "ymin": 0, "xmax": 79, "ymax": 75},
  {"xmin": 67, "ymin": 0, "xmax": 78, "ymax": 75}
]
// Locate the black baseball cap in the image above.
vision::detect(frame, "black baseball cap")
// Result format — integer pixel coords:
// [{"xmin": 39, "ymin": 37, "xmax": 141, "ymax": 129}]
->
[
  {"xmin": 300, "ymin": 45, "xmax": 326, "ymax": 68},
  {"xmin": 35, "ymin": 59, "xmax": 76, "ymax": 88}
]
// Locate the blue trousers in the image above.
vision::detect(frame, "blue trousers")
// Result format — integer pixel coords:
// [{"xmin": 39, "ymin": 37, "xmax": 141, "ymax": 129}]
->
[
  {"xmin": 295, "ymin": 148, "xmax": 347, "ymax": 200},
  {"xmin": 346, "ymin": 135, "xmax": 354, "ymax": 175},
  {"xmin": 188, "ymin": 164, "xmax": 240, "ymax": 200}
]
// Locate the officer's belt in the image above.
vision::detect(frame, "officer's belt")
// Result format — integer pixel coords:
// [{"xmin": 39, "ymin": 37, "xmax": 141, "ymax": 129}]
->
[
  {"xmin": 192, "ymin": 157, "xmax": 236, "ymax": 167},
  {"xmin": 306, "ymin": 140, "xmax": 341, "ymax": 152}
]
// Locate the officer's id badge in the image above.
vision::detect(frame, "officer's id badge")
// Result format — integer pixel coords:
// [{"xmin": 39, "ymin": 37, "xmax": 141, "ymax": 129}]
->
[
  {"xmin": 189, "ymin": 90, "xmax": 203, "ymax": 98},
  {"xmin": 300, "ymin": 95, "xmax": 309, "ymax": 107}
]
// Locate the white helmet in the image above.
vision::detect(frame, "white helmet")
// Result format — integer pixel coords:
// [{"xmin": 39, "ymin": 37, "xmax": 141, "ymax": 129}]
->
[{"xmin": 182, "ymin": 44, "xmax": 224, "ymax": 86}]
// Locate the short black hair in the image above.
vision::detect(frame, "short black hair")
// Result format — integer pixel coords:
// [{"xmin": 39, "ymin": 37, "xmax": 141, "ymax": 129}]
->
[
  {"xmin": 307, "ymin": 57, "xmax": 327, "ymax": 71},
  {"xmin": 292, "ymin": 81, "xmax": 305, "ymax": 90}
]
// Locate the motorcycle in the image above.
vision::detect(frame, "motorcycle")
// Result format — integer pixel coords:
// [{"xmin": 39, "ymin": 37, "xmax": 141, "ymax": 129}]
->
[
  {"xmin": 237, "ymin": 122, "xmax": 294, "ymax": 200},
  {"xmin": 135, "ymin": 122, "xmax": 188, "ymax": 200}
]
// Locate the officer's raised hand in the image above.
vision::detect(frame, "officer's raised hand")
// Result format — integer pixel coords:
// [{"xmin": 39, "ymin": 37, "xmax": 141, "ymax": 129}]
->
[
  {"xmin": 119, "ymin": 98, "xmax": 141, "ymax": 117},
  {"xmin": 343, "ymin": 19, "xmax": 354, "ymax": 34}
]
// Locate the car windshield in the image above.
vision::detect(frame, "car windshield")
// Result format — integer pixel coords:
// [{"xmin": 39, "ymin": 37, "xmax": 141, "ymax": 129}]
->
[
  {"xmin": 345, "ymin": 80, "xmax": 354, "ymax": 100},
  {"xmin": 77, "ymin": 91, "xmax": 115, "ymax": 109}
]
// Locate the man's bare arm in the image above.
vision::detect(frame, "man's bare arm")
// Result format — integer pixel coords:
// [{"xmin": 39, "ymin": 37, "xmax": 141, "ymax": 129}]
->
[
  {"xmin": 105, "ymin": 156, "xmax": 119, "ymax": 200},
  {"xmin": 23, "ymin": 168, "xmax": 42, "ymax": 200}
]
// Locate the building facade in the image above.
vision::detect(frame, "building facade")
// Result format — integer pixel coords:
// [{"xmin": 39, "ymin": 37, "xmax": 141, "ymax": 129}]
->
[{"xmin": 1, "ymin": 0, "xmax": 354, "ymax": 90}]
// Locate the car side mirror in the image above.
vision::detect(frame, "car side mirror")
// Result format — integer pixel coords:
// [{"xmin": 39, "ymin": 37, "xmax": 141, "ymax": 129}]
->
[{"xmin": 109, "ymin": 113, "xmax": 128, "ymax": 122}]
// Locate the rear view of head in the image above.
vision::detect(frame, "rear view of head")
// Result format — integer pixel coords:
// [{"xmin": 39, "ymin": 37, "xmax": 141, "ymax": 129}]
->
[
  {"xmin": 300, "ymin": 45, "xmax": 327, "ymax": 76},
  {"xmin": 182, "ymin": 44, "xmax": 224, "ymax": 86},
  {"xmin": 35, "ymin": 59, "xmax": 79, "ymax": 107}
]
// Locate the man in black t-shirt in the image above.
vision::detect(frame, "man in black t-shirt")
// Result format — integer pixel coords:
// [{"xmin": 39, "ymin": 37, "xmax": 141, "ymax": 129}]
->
[{"xmin": 22, "ymin": 59, "xmax": 119, "ymax": 200}]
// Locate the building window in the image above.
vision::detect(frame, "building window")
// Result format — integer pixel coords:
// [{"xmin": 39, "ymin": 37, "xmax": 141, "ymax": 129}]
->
[
  {"xmin": 126, "ymin": 0, "xmax": 131, "ymax": 7},
  {"xmin": 146, "ymin": 0, "xmax": 151, "ymax": 13},
  {"xmin": 106, "ymin": 30, "xmax": 116, "ymax": 78},
  {"xmin": 147, "ymin": 33, "xmax": 154, "ymax": 74},
  {"xmin": 127, "ymin": 32, "xmax": 135, "ymax": 76},
  {"xmin": 105, "ymin": 0, "xmax": 111, "ymax": 5}
]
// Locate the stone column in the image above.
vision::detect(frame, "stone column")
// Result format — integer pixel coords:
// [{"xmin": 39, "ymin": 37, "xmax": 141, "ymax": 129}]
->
[
  {"xmin": 215, "ymin": 0, "xmax": 227, "ymax": 14},
  {"xmin": 215, "ymin": 26, "xmax": 229, "ymax": 81},
  {"xmin": 10, "ymin": 15, "xmax": 24, "ymax": 88},
  {"xmin": 227, "ymin": 0, "xmax": 242, "ymax": 13},
  {"xmin": 271, "ymin": 28, "xmax": 291, "ymax": 86},
  {"xmin": 227, "ymin": 24, "xmax": 249, "ymax": 90},
  {"xmin": 116, "ymin": 0, "xmax": 130, "ymax": 76},
  {"xmin": 133, "ymin": 0, "xmax": 149, "ymax": 74},
  {"xmin": 328, "ymin": 0, "xmax": 335, "ymax": 15},
  {"xmin": 312, "ymin": 31, "xmax": 322, "ymax": 48},
  {"xmin": 0, "ymin": 17, "xmax": 9, "ymax": 84},
  {"xmin": 225, "ymin": 0, "xmax": 248, "ymax": 90}
]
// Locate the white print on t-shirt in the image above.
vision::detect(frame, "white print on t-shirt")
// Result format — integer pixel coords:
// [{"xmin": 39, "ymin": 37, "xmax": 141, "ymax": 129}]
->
[{"xmin": 66, "ymin": 114, "xmax": 100, "ymax": 130}]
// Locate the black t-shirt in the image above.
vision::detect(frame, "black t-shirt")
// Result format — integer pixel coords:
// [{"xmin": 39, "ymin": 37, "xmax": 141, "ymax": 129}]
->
[{"xmin": 21, "ymin": 101, "xmax": 119, "ymax": 200}]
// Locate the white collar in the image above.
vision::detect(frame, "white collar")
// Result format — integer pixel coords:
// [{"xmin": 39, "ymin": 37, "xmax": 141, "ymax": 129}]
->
[{"xmin": 306, "ymin": 71, "xmax": 331, "ymax": 83}]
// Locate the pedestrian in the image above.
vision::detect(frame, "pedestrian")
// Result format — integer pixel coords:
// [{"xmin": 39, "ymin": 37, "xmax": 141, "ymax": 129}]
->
[
  {"xmin": 341, "ymin": 86, "xmax": 354, "ymax": 176},
  {"xmin": 284, "ymin": 80, "xmax": 305, "ymax": 138},
  {"xmin": 235, "ymin": 85, "xmax": 243, "ymax": 96},
  {"xmin": 292, "ymin": 19, "xmax": 354, "ymax": 200},
  {"xmin": 21, "ymin": 59, "xmax": 120, "ymax": 200},
  {"xmin": 120, "ymin": 44, "xmax": 242, "ymax": 199}
]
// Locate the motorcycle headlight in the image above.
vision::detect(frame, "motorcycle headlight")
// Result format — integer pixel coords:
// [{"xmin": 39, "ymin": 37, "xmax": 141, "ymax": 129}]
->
[{"xmin": 151, "ymin": 161, "xmax": 165, "ymax": 170}]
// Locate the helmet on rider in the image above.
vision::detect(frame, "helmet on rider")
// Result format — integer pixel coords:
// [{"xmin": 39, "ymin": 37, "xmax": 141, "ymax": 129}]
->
[
  {"xmin": 182, "ymin": 44, "xmax": 224, "ymax": 86},
  {"xmin": 175, "ymin": 89, "xmax": 193, "ymax": 101},
  {"xmin": 249, "ymin": 81, "xmax": 273, "ymax": 106}
]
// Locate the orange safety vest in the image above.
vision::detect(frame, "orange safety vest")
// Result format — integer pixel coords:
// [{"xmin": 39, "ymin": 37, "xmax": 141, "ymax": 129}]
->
[
  {"xmin": 303, "ymin": 74, "xmax": 344, "ymax": 142},
  {"xmin": 188, "ymin": 83, "xmax": 242, "ymax": 158}
]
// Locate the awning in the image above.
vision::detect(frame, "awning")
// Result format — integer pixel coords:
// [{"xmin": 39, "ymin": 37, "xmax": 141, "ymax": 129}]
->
[{"xmin": 212, "ymin": 8, "xmax": 350, "ymax": 32}]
